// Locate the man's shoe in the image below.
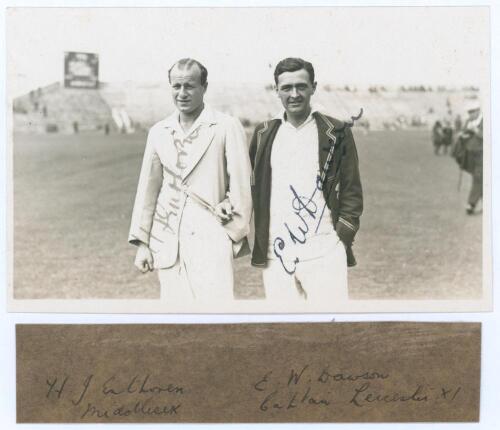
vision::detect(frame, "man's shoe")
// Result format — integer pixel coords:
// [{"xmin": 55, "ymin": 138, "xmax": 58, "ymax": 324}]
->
[{"xmin": 466, "ymin": 204, "xmax": 475, "ymax": 215}]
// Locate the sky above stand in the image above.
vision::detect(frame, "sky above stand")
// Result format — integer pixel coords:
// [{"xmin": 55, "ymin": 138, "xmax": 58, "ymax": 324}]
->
[{"xmin": 6, "ymin": 6, "xmax": 490, "ymax": 97}]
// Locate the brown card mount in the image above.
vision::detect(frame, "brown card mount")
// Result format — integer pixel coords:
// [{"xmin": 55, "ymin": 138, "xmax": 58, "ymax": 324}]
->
[{"xmin": 16, "ymin": 322, "xmax": 480, "ymax": 423}]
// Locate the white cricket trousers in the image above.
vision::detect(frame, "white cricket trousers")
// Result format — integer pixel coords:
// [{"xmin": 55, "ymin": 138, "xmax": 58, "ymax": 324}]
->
[
  {"xmin": 262, "ymin": 238, "xmax": 348, "ymax": 303},
  {"xmin": 158, "ymin": 201, "xmax": 234, "ymax": 303}
]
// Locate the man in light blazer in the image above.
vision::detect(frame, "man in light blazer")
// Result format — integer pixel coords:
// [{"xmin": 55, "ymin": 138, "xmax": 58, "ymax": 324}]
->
[{"xmin": 129, "ymin": 58, "xmax": 252, "ymax": 302}]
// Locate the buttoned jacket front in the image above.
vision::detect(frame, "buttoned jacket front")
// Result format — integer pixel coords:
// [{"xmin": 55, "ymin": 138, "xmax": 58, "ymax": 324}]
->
[{"xmin": 128, "ymin": 105, "xmax": 252, "ymax": 269}]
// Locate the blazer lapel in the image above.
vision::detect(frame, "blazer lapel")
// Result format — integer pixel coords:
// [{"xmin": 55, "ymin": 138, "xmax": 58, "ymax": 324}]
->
[
  {"xmin": 254, "ymin": 119, "xmax": 281, "ymax": 173},
  {"xmin": 181, "ymin": 124, "xmax": 216, "ymax": 180},
  {"xmin": 314, "ymin": 112, "xmax": 337, "ymax": 174}
]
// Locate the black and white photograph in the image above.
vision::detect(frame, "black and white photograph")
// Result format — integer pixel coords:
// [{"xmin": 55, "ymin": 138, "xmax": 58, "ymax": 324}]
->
[{"xmin": 6, "ymin": 6, "xmax": 491, "ymax": 313}]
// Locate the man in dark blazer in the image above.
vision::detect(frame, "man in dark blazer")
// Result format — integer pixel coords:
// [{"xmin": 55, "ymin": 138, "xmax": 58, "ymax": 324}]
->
[
  {"xmin": 461, "ymin": 100, "xmax": 483, "ymax": 215},
  {"xmin": 249, "ymin": 57, "xmax": 363, "ymax": 303}
]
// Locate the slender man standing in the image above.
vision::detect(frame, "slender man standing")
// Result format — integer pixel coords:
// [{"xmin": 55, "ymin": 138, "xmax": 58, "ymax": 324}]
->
[{"xmin": 129, "ymin": 58, "xmax": 252, "ymax": 302}]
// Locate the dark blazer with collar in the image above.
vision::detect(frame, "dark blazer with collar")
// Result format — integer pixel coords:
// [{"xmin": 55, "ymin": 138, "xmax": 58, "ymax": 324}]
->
[{"xmin": 249, "ymin": 111, "xmax": 363, "ymax": 267}]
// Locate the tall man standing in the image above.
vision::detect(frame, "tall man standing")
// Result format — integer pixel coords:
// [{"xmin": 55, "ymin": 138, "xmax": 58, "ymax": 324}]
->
[
  {"xmin": 250, "ymin": 58, "xmax": 363, "ymax": 303},
  {"xmin": 460, "ymin": 100, "xmax": 483, "ymax": 215},
  {"xmin": 129, "ymin": 58, "xmax": 252, "ymax": 302}
]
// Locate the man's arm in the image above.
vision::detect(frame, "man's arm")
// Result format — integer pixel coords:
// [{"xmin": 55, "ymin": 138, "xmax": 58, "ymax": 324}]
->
[
  {"xmin": 219, "ymin": 116, "xmax": 253, "ymax": 243},
  {"xmin": 128, "ymin": 128, "xmax": 163, "ymax": 270},
  {"xmin": 336, "ymin": 128, "xmax": 363, "ymax": 247},
  {"xmin": 249, "ymin": 124, "xmax": 260, "ymax": 172}
]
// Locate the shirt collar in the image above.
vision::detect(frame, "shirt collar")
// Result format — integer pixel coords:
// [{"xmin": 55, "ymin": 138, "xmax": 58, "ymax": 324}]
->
[
  {"xmin": 163, "ymin": 103, "xmax": 218, "ymax": 132},
  {"xmin": 273, "ymin": 105, "xmax": 318, "ymax": 128}
]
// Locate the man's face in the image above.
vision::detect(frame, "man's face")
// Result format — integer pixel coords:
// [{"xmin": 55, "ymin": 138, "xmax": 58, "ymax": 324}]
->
[
  {"xmin": 276, "ymin": 69, "xmax": 316, "ymax": 117},
  {"xmin": 170, "ymin": 65, "xmax": 207, "ymax": 114}
]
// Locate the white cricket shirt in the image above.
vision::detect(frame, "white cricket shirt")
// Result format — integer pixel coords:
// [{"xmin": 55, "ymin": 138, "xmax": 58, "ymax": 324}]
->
[{"xmin": 267, "ymin": 110, "xmax": 338, "ymax": 263}]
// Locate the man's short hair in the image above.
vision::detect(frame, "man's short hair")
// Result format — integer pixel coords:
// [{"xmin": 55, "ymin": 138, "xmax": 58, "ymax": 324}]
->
[
  {"xmin": 168, "ymin": 58, "xmax": 208, "ymax": 86},
  {"xmin": 274, "ymin": 57, "xmax": 315, "ymax": 85}
]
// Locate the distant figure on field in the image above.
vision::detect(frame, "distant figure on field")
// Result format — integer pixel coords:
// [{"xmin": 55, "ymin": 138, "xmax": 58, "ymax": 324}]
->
[
  {"xmin": 441, "ymin": 120, "xmax": 453, "ymax": 155},
  {"xmin": 454, "ymin": 114, "xmax": 462, "ymax": 132},
  {"xmin": 452, "ymin": 100, "xmax": 483, "ymax": 215},
  {"xmin": 432, "ymin": 120, "xmax": 444, "ymax": 155},
  {"xmin": 73, "ymin": 121, "xmax": 79, "ymax": 134},
  {"xmin": 432, "ymin": 119, "xmax": 453, "ymax": 155}
]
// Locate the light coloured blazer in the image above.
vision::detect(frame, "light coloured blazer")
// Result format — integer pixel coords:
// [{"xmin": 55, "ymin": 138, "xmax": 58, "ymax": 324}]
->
[{"xmin": 128, "ymin": 105, "xmax": 252, "ymax": 269}]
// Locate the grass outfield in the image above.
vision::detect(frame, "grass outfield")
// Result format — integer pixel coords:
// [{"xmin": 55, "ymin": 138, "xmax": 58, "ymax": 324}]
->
[{"xmin": 13, "ymin": 129, "xmax": 482, "ymax": 300}]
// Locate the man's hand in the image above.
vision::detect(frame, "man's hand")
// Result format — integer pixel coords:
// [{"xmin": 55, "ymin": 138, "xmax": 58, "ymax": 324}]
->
[
  {"xmin": 335, "ymin": 219, "xmax": 356, "ymax": 247},
  {"xmin": 214, "ymin": 200, "xmax": 234, "ymax": 225},
  {"xmin": 134, "ymin": 243, "xmax": 154, "ymax": 273}
]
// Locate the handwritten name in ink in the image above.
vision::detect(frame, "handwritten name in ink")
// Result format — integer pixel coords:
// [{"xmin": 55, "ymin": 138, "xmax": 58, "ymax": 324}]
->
[
  {"xmin": 252, "ymin": 364, "xmax": 463, "ymax": 413},
  {"xmin": 273, "ymin": 184, "xmax": 324, "ymax": 274},
  {"xmin": 45, "ymin": 373, "xmax": 185, "ymax": 420},
  {"xmin": 272, "ymin": 109, "xmax": 363, "ymax": 275},
  {"xmin": 151, "ymin": 128, "xmax": 200, "ymax": 239}
]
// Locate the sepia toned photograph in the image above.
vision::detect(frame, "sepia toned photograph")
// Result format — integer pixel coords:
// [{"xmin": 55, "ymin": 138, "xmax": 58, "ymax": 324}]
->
[{"xmin": 6, "ymin": 6, "xmax": 491, "ymax": 313}]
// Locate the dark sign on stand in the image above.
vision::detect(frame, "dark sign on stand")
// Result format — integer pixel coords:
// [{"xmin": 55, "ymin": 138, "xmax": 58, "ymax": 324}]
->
[{"xmin": 64, "ymin": 51, "xmax": 99, "ymax": 89}]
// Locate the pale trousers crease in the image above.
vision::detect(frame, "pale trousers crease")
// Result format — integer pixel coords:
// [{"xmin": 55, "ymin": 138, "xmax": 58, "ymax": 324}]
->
[
  {"xmin": 262, "ymin": 238, "xmax": 348, "ymax": 303},
  {"xmin": 158, "ymin": 200, "xmax": 234, "ymax": 302}
]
